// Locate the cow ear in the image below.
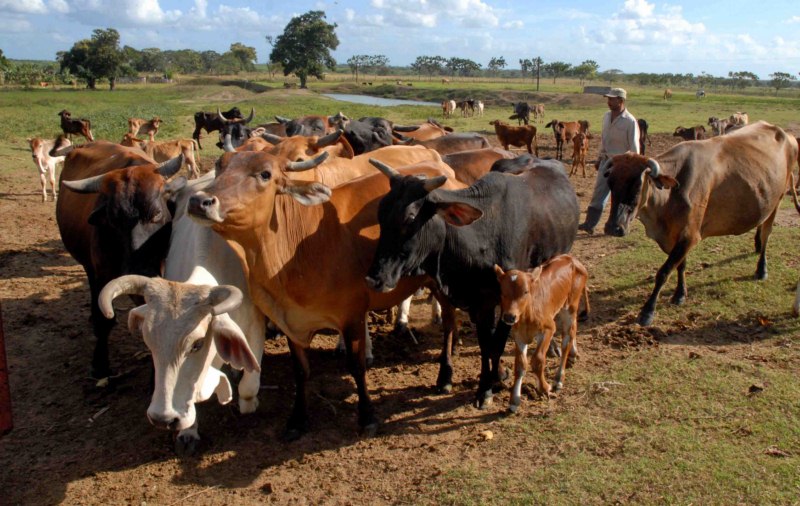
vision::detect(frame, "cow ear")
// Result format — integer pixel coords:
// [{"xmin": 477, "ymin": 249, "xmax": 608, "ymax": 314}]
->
[
  {"xmin": 653, "ymin": 175, "xmax": 679, "ymax": 190},
  {"xmin": 211, "ymin": 314, "xmax": 260, "ymax": 372},
  {"xmin": 435, "ymin": 201, "xmax": 483, "ymax": 226},
  {"xmin": 128, "ymin": 305, "xmax": 148, "ymax": 335},
  {"xmin": 529, "ymin": 266, "xmax": 543, "ymax": 284},
  {"xmin": 277, "ymin": 179, "xmax": 332, "ymax": 206},
  {"xmin": 88, "ymin": 203, "xmax": 107, "ymax": 226},
  {"xmin": 493, "ymin": 264, "xmax": 505, "ymax": 279}
]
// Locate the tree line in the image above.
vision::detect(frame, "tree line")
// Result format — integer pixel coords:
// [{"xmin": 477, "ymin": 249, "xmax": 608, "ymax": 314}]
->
[{"xmin": 0, "ymin": 9, "xmax": 798, "ymax": 96}]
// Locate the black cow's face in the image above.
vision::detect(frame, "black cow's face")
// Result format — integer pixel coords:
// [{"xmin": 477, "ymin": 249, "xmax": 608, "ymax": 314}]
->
[
  {"xmin": 366, "ymin": 176, "xmax": 443, "ymax": 292},
  {"xmin": 604, "ymin": 162, "xmax": 645, "ymax": 237},
  {"xmin": 218, "ymin": 122, "xmax": 252, "ymax": 150}
]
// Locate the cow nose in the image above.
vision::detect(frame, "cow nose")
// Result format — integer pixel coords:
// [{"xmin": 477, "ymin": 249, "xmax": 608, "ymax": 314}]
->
[
  {"xmin": 365, "ymin": 275, "xmax": 381, "ymax": 290},
  {"xmin": 147, "ymin": 412, "xmax": 180, "ymax": 431},
  {"xmin": 188, "ymin": 194, "xmax": 217, "ymax": 213},
  {"xmin": 604, "ymin": 222, "xmax": 626, "ymax": 237},
  {"xmin": 501, "ymin": 313, "xmax": 517, "ymax": 325}
]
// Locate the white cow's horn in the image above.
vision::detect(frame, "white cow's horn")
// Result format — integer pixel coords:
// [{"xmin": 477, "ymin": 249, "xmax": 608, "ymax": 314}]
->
[
  {"xmin": 208, "ymin": 285, "xmax": 244, "ymax": 316},
  {"xmin": 98, "ymin": 275, "xmax": 151, "ymax": 318}
]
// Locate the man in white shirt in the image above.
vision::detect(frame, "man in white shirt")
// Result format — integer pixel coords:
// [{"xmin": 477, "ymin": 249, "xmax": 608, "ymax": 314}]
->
[{"xmin": 578, "ymin": 87, "xmax": 640, "ymax": 234}]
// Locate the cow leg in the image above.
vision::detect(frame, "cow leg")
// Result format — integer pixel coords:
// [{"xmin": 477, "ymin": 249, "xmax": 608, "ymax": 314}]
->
[
  {"xmin": 238, "ymin": 316, "xmax": 265, "ymax": 415},
  {"xmin": 532, "ymin": 327, "xmax": 554, "ymax": 397},
  {"xmin": 473, "ymin": 308, "xmax": 497, "ymax": 409},
  {"xmin": 175, "ymin": 420, "xmax": 201, "ymax": 457},
  {"xmin": 755, "ymin": 207, "xmax": 778, "ymax": 280},
  {"xmin": 342, "ymin": 319, "xmax": 378, "ymax": 436},
  {"xmin": 192, "ymin": 128, "xmax": 203, "ymax": 150},
  {"xmin": 639, "ymin": 239, "xmax": 694, "ymax": 326},
  {"xmin": 671, "ymin": 259, "xmax": 688, "ymax": 305},
  {"xmin": 509, "ymin": 338, "xmax": 528, "ymax": 413},
  {"xmin": 284, "ymin": 337, "xmax": 310, "ymax": 440},
  {"xmin": 436, "ymin": 298, "xmax": 457, "ymax": 394},
  {"xmin": 39, "ymin": 171, "xmax": 47, "ymax": 202},
  {"xmin": 48, "ymin": 167, "xmax": 57, "ymax": 202},
  {"xmin": 89, "ymin": 278, "xmax": 115, "ymax": 379},
  {"xmin": 553, "ymin": 309, "xmax": 576, "ymax": 392}
]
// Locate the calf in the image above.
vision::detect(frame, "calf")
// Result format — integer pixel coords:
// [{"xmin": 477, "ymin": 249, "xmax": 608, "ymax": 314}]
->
[
  {"xmin": 494, "ymin": 255, "xmax": 589, "ymax": 410},
  {"xmin": 729, "ymin": 112, "xmax": 749, "ymax": 126},
  {"xmin": 673, "ymin": 125, "xmax": 706, "ymax": 141},
  {"xmin": 121, "ymin": 134, "xmax": 201, "ymax": 178},
  {"xmin": 545, "ymin": 119, "xmax": 589, "ymax": 160},
  {"xmin": 709, "ymin": 118, "xmax": 730, "ymax": 136},
  {"xmin": 128, "ymin": 116, "xmax": 163, "ymax": 141},
  {"xmin": 475, "ymin": 100, "xmax": 485, "ymax": 117},
  {"xmin": 532, "ymin": 104, "xmax": 545, "ymax": 123},
  {"xmin": 58, "ymin": 109, "xmax": 94, "ymax": 142},
  {"xmin": 441, "ymin": 100, "xmax": 455, "ymax": 118},
  {"xmin": 637, "ymin": 118, "xmax": 651, "ymax": 155},
  {"xmin": 489, "ymin": 120, "xmax": 538, "ymax": 156},
  {"xmin": 28, "ymin": 135, "xmax": 70, "ymax": 201},
  {"xmin": 569, "ymin": 131, "xmax": 589, "ymax": 177}
]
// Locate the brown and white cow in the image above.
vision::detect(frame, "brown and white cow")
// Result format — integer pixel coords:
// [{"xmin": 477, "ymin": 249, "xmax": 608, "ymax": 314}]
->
[
  {"xmin": 28, "ymin": 135, "xmax": 70, "ymax": 201},
  {"xmin": 57, "ymin": 141, "xmax": 185, "ymax": 378},
  {"xmin": 495, "ymin": 255, "xmax": 589, "ymax": 410},
  {"xmin": 602, "ymin": 121, "xmax": 798, "ymax": 326},
  {"xmin": 128, "ymin": 116, "xmax": 163, "ymax": 141}
]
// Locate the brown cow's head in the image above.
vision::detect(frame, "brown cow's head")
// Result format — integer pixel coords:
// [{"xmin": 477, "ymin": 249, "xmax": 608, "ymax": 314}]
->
[
  {"xmin": 602, "ymin": 153, "xmax": 679, "ymax": 237},
  {"xmin": 494, "ymin": 265, "xmax": 539, "ymax": 326},
  {"xmin": 268, "ymin": 130, "xmax": 346, "ymax": 162}
]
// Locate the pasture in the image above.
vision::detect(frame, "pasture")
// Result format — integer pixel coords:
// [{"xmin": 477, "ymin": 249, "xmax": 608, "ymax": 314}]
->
[{"xmin": 1, "ymin": 79, "xmax": 800, "ymax": 504}]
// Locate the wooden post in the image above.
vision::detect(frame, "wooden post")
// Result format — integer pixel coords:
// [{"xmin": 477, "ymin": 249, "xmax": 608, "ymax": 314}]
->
[{"xmin": 0, "ymin": 300, "xmax": 12, "ymax": 436}]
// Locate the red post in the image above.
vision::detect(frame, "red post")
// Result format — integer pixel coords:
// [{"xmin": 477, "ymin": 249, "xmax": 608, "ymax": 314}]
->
[{"xmin": 0, "ymin": 300, "xmax": 12, "ymax": 436}]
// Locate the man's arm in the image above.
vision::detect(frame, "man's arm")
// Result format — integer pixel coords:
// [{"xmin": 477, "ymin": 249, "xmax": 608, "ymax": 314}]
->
[{"xmin": 629, "ymin": 117, "xmax": 641, "ymax": 154}]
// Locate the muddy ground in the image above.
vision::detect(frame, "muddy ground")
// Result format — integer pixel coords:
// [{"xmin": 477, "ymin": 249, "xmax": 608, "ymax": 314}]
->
[{"xmin": 0, "ymin": 130, "xmax": 777, "ymax": 504}]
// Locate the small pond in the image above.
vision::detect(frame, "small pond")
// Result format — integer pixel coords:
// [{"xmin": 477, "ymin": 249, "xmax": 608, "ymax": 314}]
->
[{"xmin": 322, "ymin": 93, "xmax": 439, "ymax": 107}]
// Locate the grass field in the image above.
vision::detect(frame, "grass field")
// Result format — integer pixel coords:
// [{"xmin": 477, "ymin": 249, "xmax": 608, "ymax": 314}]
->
[{"xmin": 2, "ymin": 78, "xmax": 800, "ymax": 504}]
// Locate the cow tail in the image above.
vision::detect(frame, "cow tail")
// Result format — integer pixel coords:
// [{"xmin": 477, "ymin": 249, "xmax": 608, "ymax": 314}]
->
[{"xmin": 790, "ymin": 170, "xmax": 800, "ymax": 216}]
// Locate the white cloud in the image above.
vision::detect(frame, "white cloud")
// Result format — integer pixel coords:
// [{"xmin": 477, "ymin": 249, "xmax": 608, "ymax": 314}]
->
[
  {"xmin": 368, "ymin": 0, "xmax": 500, "ymax": 29},
  {"xmin": 192, "ymin": 0, "xmax": 207, "ymax": 19},
  {"xmin": 0, "ymin": 0, "xmax": 47, "ymax": 14},
  {"xmin": 787, "ymin": 15, "xmax": 800, "ymax": 24},
  {"xmin": 503, "ymin": 20, "xmax": 523, "ymax": 29},
  {"xmin": 49, "ymin": 0, "xmax": 68, "ymax": 13},
  {"xmin": 590, "ymin": 1, "xmax": 705, "ymax": 47},
  {"xmin": 619, "ymin": 0, "xmax": 654, "ymax": 19},
  {"xmin": 344, "ymin": 8, "xmax": 354, "ymax": 22}
]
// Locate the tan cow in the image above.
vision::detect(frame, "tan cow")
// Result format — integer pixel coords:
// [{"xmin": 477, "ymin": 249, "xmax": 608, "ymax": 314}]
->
[
  {"xmin": 121, "ymin": 133, "xmax": 200, "ymax": 178},
  {"xmin": 569, "ymin": 131, "xmax": 590, "ymax": 178},
  {"xmin": 128, "ymin": 116, "xmax": 163, "ymax": 141},
  {"xmin": 28, "ymin": 135, "xmax": 70, "ymax": 201}
]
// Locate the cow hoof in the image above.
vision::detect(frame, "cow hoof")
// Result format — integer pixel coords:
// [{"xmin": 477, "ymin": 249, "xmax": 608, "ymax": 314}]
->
[
  {"xmin": 90, "ymin": 365, "xmax": 114, "ymax": 381},
  {"xmin": 637, "ymin": 310, "xmax": 655, "ymax": 326},
  {"xmin": 239, "ymin": 396, "xmax": 258, "ymax": 414},
  {"xmin": 436, "ymin": 383, "xmax": 453, "ymax": 395},
  {"xmin": 282, "ymin": 424, "xmax": 307, "ymax": 442},
  {"xmin": 670, "ymin": 293, "xmax": 686, "ymax": 306},
  {"xmin": 175, "ymin": 433, "xmax": 200, "ymax": 457},
  {"xmin": 553, "ymin": 382, "xmax": 563, "ymax": 392},
  {"xmin": 755, "ymin": 271, "xmax": 768, "ymax": 281},
  {"xmin": 474, "ymin": 392, "xmax": 493, "ymax": 410},
  {"xmin": 508, "ymin": 403, "xmax": 520, "ymax": 414},
  {"xmin": 360, "ymin": 422, "xmax": 379, "ymax": 438}
]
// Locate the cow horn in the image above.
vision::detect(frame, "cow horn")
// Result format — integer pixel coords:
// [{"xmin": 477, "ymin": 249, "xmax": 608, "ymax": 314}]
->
[
  {"xmin": 217, "ymin": 108, "xmax": 229, "ymax": 123},
  {"xmin": 208, "ymin": 285, "xmax": 244, "ymax": 316},
  {"xmin": 63, "ymin": 173, "xmax": 105, "ymax": 194},
  {"xmin": 285, "ymin": 151, "xmax": 329, "ymax": 171},
  {"xmin": 243, "ymin": 108, "xmax": 255, "ymax": 125},
  {"xmin": 50, "ymin": 145, "xmax": 75, "ymax": 157},
  {"xmin": 646, "ymin": 159, "xmax": 661, "ymax": 178},
  {"xmin": 98, "ymin": 275, "xmax": 151, "ymax": 319},
  {"xmin": 156, "ymin": 154, "xmax": 184, "ymax": 177},
  {"xmin": 275, "ymin": 115, "xmax": 291, "ymax": 124},
  {"xmin": 369, "ymin": 158, "xmax": 402, "ymax": 179},
  {"xmin": 316, "ymin": 130, "xmax": 342, "ymax": 148},
  {"xmin": 222, "ymin": 133, "xmax": 235, "ymax": 152},
  {"xmin": 422, "ymin": 175, "xmax": 447, "ymax": 192},
  {"xmin": 393, "ymin": 124, "xmax": 420, "ymax": 132},
  {"xmin": 260, "ymin": 132, "xmax": 284, "ymax": 145}
]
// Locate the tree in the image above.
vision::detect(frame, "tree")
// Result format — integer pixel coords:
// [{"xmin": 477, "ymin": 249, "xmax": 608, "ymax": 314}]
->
[
  {"xmin": 574, "ymin": 59, "xmax": 598, "ymax": 86},
  {"xmin": 519, "ymin": 58, "xmax": 532, "ymax": 81},
  {"xmin": 411, "ymin": 55, "xmax": 446, "ymax": 80},
  {"xmin": 267, "ymin": 10, "xmax": 338, "ymax": 88},
  {"xmin": 532, "ymin": 56, "xmax": 543, "ymax": 91},
  {"xmin": 770, "ymin": 72, "xmax": 794, "ymax": 96},
  {"xmin": 544, "ymin": 61, "xmax": 571, "ymax": 84},
  {"xmin": 347, "ymin": 54, "xmax": 369, "ymax": 83},
  {"xmin": 0, "ymin": 49, "xmax": 9, "ymax": 71},
  {"xmin": 229, "ymin": 43, "xmax": 257, "ymax": 72},
  {"xmin": 600, "ymin": 68, "xmax": 624, "ymax": 84},
  {"xmin": 728, "ymin": 71, "xmax": 758, "ymax": 90},
  {"xmin": 58, "ymin": 28, "xmax": 126, "ymax": 90},
  {"xmin": 487, "ymin": 56, "xmax": 506, "ymax": 76},
  {"xmin": 446, "ymin": 57, "xmax": 481, "ymax": 79}
]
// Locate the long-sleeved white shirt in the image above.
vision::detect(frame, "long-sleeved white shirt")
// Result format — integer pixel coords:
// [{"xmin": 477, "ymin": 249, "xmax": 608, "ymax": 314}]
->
[{"xmin": 598, "ymin": 108, "xmax": 640, "ymax": 158}]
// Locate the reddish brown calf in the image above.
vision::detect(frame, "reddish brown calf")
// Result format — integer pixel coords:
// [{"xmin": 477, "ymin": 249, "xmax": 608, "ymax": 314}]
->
[{"xmin": 489, "ymin": 120, "xmax": 538, "ymax": 156}]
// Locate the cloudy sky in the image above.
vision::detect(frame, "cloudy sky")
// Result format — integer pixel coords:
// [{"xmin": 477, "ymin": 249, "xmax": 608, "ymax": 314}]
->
[{"xmin": 1, "ymin": 0, "xmax": 798, "ymax": 77}]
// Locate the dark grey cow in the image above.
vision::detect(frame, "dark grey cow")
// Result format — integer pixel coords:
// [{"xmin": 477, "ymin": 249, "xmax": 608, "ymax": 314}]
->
[{"xmin": 510, "ymin": 102, "xmax": 532, "ymax": 125}]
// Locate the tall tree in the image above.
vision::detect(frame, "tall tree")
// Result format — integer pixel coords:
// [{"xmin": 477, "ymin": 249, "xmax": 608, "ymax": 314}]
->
[
  {"xmin": 728, "ymin": 71, "xmax": 758, "ymax": 90},
  {"xmin": 58, "ymin": 28, "xmax": 126, "ymax": 90},
  {"xmin": 347, "ymin": 54, "xmax": 370, "ymax": 83},
  {"xmin": 770, "ymin": 72, "xmax": 794, "ymax": 96},
  {"xmin": 0, "ymin": 49, "xmax": 9, "ymax": 71},
  {"xmin": 544, "ymin": 61, "xmax": 571, "ymax": 84},
  {"xmin": 229, "ymin": 43, "xmax": 257, "ymax": 72},
  {"xmin": 574, "ymin": 59, "xmax": 598, "ymax": 86},
  {"xmin": 411, "ymin": 55, "xmax": 446, "ymax": 80},
  {"xmin": 487, "ymin": 56, "xmax": 506, "ymax": 76},
  {"xmin": 519, "ymin": 58, "xmax": 532, "ymax": 82},
  {"xmin": 600, "ymin": 68, "xmax": 624, "ymax": 84},
  {"xmin": 267, "ymin": 10, "xmax": 338, "ymax": 88},
  {"xmin": 533, "ymin": 56, "xmax": 543, "ymax": 91}
]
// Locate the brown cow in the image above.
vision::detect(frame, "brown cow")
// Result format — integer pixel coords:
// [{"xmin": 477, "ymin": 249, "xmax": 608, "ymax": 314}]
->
[
  {"xmin": 128, "ymin": 116, "xmax": 163, "ymax": 141},
  {"xmin": 56, "ymin": 141, "xmax": 185, "ymax": 378},
  {"xmin": 411, "ymin": 132, "xmax": 490, "ymax": 155},
  {"xmin": 672, "ymin": 125, "xmax": 706, "ymax": 141},
  {"xmin": 187, "ymin": 151, "xmax": 460, "ymax": 438},
  {"xmin": 442, "ymin": 147, "xmax": 516, "ymax": 185},
  {"xmin": 58, "ymin": 109, "xmax": 94, "ymax": 142},
  {"xmin": 393, "ymin": 118, "xmax": 453, "ymax": 141},
  {"xmin": 545, "ymin": 119, "xmax": 589, "ymax": 160},
  {"xmin": 602, "ymin": 121, "xmax": 798, "ymax": 326},
  {"xmin": 569, "ymin": 132, "xmax": 590, "ymax": 178},
  {"xmin": 494, "ymin": 254, "xmax": 589, "ymax": 409},
  {"xmin": 120, "ymin": 133, "xmax": 201, "ymax": 179},
  {"xmin": 663, "ymin": 88, "xmax": 672, "ymax": 100},
  {"xmin": 489, "ymin": 120, "xmax": 538, "ymax": 156}
]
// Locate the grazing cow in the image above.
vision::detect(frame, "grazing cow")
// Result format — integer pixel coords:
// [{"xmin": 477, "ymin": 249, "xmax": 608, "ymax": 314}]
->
[
  {"xmin": 494, "ymin": 255, "xmax": 589, "ymax": 409},
  {"xmin": 532, "ymin": 104, "xmax": 545, "ymax": 123},
  {"xmin": 411, "ymin": 132, "xmax": 490, "ymax": 155},
  {"xmin": 510, "ymin": 102, "xmax": 531, "ymax": 125},
  {"xmin": 569, "ymin": 131, "xmax": 589, "ymax": 177},
  {"xmin": 187, "ymin": 151, "xmax": 458, "ymax": 438},
  {"xmin": 637, "ymin": 118, "xmax": 651, "ymax": 155},
  {"xmin": 120, "ymin": 133, "xmax": 201, "ymax": 179},
  {"xmin": 672, "ymin": 125, "xmax": 706, "ymax": 141},
  {"xmin": 392, "ymin": 118, "xmax": 453, "ymax": 142},
  {"xmin": 442, "ymin": 100, "xmax": 456, "ymax": 118},
  {"xmin": 28, "ymin": 135, "xmax": 69, "ymax": 201},
  {"xmin": 276, "ymin": 112, "xmax": 349, "ymax": 137},
  {"xmin": 476, "ymin": 100, "xmax": 485, "ymax": 117},
  {"xmin": 192, "ymin": 107, "xmax": 251, "ymax": 150},
  {"xmin": 696, "ymin": 90, "xmax": 706, "ymax": 99},
  {"xmin": 128, "ymin": 116, "xmax": 163, "ymax": 142},
  {"xmin": 663, "ymin": 88, "xmax": 672, "ymax": 100},
  {"xmin": 708, "ymin": 117, "xmax": 730, "ymax": 136},
  {"xmin": 365, "ymin": 159, "xmax": 579, "ymax": 407},
  {"xmin": 441, "ymin": 147, "xmax": 516, "ymax": 185},
  {"xmin": 98, "ymin": 174, "xmax": 266, "ymax": 455},
  {"xmin": 729, "ymin": 112, "xmax": 749, "ymax": 126},
  {"xmin": 489, "ymin": 120, "xmax": 538, "ymax": 156},
  {"xmin": 456, "ymin": 100, "xmax": 475, "ymax": 117},
  {"xmin": 545, "ymin": 119, "xmax": 590, "ymax": 160},
  {"xmin": 58, "ymin": 110, "xmax": 94, "ymax": 142},
  {"xmin": 602, "ymin": 122, "xmax": 798, "ymax": 326},
  {"xmin": 56, "ymin": 141, "xmax": 185, "ymax": 378},
  {"xmin": 442, "ymin": 78, "xmax": 450, "ymax": 84}
]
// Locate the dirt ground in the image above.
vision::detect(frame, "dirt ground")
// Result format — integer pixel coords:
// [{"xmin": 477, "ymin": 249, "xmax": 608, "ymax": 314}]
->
[{"xmin": 0, "ymin": 130, "xmax": 758, "ymax": 504}]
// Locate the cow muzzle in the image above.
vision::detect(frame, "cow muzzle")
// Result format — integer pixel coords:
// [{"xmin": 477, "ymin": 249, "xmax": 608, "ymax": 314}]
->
[
  {"xmin": 365, "ymin": 274, "xmax": 396, "ymax": 293},
  {"xmin": 501, "ymin": 313, "xmax": 518, "ymax": 326},
  {"xmin": 146, "ymin": 411, "xmax": 182, "ymax": 431},
  {"xmin": 188, "ymin": 192, "xmax": 225, "ymax": 223}
]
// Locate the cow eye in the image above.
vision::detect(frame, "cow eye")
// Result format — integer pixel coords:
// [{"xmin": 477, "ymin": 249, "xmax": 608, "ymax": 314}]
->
[
  {"xmin": 189, "ymin": 339, "xmax": 204, "ymax": 353},
  {"xmin": 257, "ymin": 170, "xmax": 271, "ymax": 182}
]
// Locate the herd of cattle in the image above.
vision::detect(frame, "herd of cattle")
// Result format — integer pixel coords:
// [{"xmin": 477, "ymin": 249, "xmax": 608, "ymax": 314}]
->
[{"xmin": 21, "ymin": 102, "xmax": 800, "ymax": 455}]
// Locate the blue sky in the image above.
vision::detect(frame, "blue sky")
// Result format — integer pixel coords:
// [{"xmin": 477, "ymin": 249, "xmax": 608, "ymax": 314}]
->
[{"xmin": 0, "ymin": 0, "xmax": 798, "ymax": 77}]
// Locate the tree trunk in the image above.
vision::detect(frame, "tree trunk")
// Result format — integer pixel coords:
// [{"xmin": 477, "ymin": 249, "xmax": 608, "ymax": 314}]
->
[
  {"xmin": 87, "ymin": 77, "xmax": 96, "ymax": 89},
  {"xmin": 299, "ymin": 74, "xmax": 308, "ymax": 89},
  {"xmin": 109, "ymin": 77, "xmax": 116, "ymax": 91}
]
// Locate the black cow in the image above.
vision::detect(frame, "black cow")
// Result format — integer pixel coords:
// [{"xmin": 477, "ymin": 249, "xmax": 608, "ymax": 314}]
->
[
  {"xmin": 58, "ymin": 109, "xmax": 94, "ymax": 142},
  {"xmin": 344, "ymin": 117, "xmax": 395, "ymax": 155},
  {"xmin": 510, "ymin": 102, "xmax": 531, "ymax": 125},
  {"xmin": 365, "ymin": 161, "xmax": 579, "ymax": 407},
  {"xmin": 192, "ymin": 107, "xmax": 251, "ymax": 150},
  {"xmin": 275, "ymin": 112, "xmax": 349, "ymax": 137},
  {"xmin": 638, "ymin": 118, "xmax": 651, "ymax": 155}
]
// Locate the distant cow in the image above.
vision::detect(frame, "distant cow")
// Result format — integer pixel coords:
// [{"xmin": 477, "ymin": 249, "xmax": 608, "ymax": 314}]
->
[
  {"xmin": 569, "ymin": 131, "xmax": 589, "ymax": 177},
  {"xmin": 696, "ymin": 90, "xmax": 706, "ymax": 99},
  {"xmin": 494, "ymin": 254, "xmax": 589, "ymax": 408},
  {"xmin": 192, "ymin": 107, "xmax": 251, "ymax": 149},
  {"xmin": 510, "ymin": 102, "xmax": 531, "ymax": 125},
  {"xmin": 673, "ymin": 125, "xmax": 706, "ymax": 141},
  {"xmin": 58, "ymin": 110, "xmax": 94, "ymax": 142},
  {"xmin": 602, "ymin": 122, "xmax": 797, "ymax": 326},
  {"xmin": 532, "ymin": 104, "xmax": 545, "ymax": 123},
  {"xmin": 28, "ymin": 135, "xmax": 70, "ymax": 201},
  {"xmin": 120, "ymin": 133, "xmax": 201, "ymax": 179},
  {"xmin": 663, "ymin": 88, "xmax": 672, "ymax": 100},
  {"xmin": 729, "ymin": 112, "xmax": 749, "ymax": 126},
  {"xmin": 442, "ymin": 100, "xmax": 456, "ymax": 118},
  {"xmin": 489, "ymin": 120, "xmax": 538, "ymax": 156},
  {"xmin": 637, "ymin": 118, "xmax": 651, "ymax": 155},
  {"xmin": 708, "ymin": 117, "xmax": 730, "ymax": 136},
  {"xmin": 545, "ymin": 119, "xmax": 590, "ymax": 160},
  {"xmin": 128, "ymin": 116, "xmax": 163, "ymax": 141},
  {"xmin": 456, "ymin": 99, "xmax": 475, "ymax": 117}
]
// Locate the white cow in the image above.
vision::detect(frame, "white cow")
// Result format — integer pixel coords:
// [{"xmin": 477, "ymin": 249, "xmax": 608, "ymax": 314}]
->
[
  {"xmin": 27, "ymin": 135, "xmax": 69, "ymax": 201},
  {"xmin": 476, "ymin": 100, "xmax": 485, "ymax": 117},
  {"xmin": 99, "ymin": 172, "xmax": 265, "ymax": 455}
]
